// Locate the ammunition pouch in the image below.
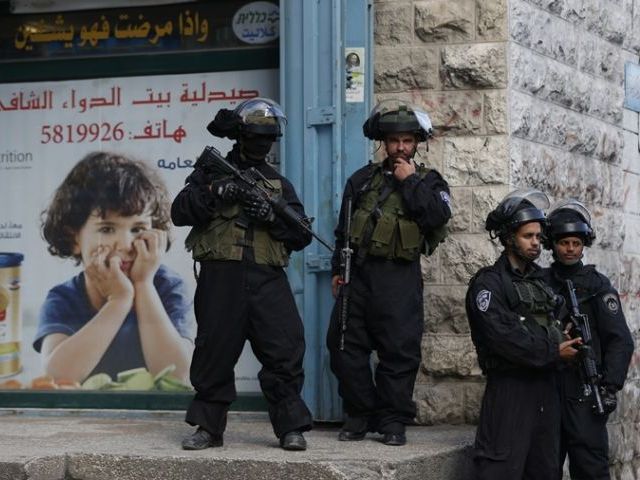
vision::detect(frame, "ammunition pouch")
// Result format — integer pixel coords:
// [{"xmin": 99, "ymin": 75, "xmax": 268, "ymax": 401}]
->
[
  {"xmin": 513, "ymin": 278, "xmax": 563, "ymax": 342},
  {"xmin": 351, "ymin": 168, "xmax": 424, "ymax": 261}
]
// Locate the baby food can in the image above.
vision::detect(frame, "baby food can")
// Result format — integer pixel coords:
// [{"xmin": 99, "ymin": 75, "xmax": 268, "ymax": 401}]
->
[{"xmin": 0, "ymin": 253, "xmax": 23, "ymax": 377}]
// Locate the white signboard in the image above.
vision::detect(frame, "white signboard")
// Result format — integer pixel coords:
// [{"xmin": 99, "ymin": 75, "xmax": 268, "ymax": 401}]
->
[{"xmin": 0, "ymin": 69, "xmax": 278, "ymax": 394}]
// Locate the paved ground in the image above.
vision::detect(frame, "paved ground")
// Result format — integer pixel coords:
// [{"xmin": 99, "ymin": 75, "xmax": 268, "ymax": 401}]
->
[{"xmin": 0, "ymin": 409, "xmax": 475, "ymax": 480}]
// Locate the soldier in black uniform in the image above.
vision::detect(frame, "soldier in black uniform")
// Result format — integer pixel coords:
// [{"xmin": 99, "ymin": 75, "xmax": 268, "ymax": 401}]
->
[
  {"xmin": 466, "ymin": 189, "xmax": 582, "ymax": 480},
  {"xmin": 172, "ymin": 98, "xmax": 313, "ymax": 451},
  {"xmin": 326, "ymin": 100, "xmax": 452, "ymax": 446},
  {"xmin": 542, "ymin": 199, "xmax": 634, "ymax": 480}
]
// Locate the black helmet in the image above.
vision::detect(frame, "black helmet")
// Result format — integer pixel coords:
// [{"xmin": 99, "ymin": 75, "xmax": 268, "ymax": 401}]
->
[
  {"xmin": 362, "ymin": 99, "xmax": 433, "ymax": 142},
  {"xmin": 486, "ymin": 188, "xmax": 549, "ymax": 242},
  {"xmin": 544, "ymin": 199, "xmax": 595, "ymax": 249},
  {"xmin": 207, "ymin": 97, "xmax": 287, "ymax": 139}
]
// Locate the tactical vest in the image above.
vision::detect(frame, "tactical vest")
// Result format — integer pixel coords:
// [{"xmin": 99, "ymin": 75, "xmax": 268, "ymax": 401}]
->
[
  {"xmin": 350, "ymin": 167, "xmax": 425, "ymax": 261},
  {"xmin": 184, "ymin": 177, "xmax": 289, "ymax": 266},
  {"xmin": 512, "ymin": 277, "xmax": 563, "ymax": 344}
]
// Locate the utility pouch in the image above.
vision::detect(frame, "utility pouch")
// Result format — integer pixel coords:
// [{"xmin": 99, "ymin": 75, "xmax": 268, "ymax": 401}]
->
[
  {"xmin": 350, "ymin": 209, "xmax": 370, "ymax": 247},
  {"xmin": 369, "ymin": 213, "xmax": 395, "ymax": 257},
  {"xmin": 396, "ymin": 217, "xmax": 422, "ymax": 260}
]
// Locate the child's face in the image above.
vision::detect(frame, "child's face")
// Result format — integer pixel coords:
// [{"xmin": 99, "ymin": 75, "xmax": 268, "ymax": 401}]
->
[{"xmin": 73, "ymin": 209, "xmax": 153, "ymax": 276}]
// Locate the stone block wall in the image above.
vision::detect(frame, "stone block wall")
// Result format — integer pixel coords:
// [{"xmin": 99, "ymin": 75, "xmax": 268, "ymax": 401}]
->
[
  {"xmin": 373, "ymin": 0, "xmax": 510, "ymax": 426},
  {"xmin": 509, "ymin": 1, "xmax": 640, "ymax": 477},
  {"xmin": 373, "ymin": 0, "xmax": 640, "ymax": 476}
]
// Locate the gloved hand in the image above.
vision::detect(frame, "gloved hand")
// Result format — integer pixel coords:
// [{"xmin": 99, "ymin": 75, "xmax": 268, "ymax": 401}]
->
[
  {"xmin": 187, "ymin": 168, "xmax": 213, "ymax": 187},
  {"xmin": 598, "ymin": 385, "xmax": 618, "ymax": 415},
  {"xmin": 215, "ymin": 181, "xmax": 242, "ymax": 203},
  {"xmin": 243, "ymin": 192, "xmax": 275, "ymax": 223}
]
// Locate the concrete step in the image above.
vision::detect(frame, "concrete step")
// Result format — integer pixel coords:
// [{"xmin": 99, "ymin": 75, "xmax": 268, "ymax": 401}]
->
[{"xmin": 0, "ymin": 410, "xmax": 474, "ymax": 480}]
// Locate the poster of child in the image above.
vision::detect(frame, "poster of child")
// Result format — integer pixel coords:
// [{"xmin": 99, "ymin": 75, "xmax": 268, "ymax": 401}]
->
[
  {"xmin": 32, "ymin": 151, "xmax": 195, "ymax": 389},
  {"xmin": 0, "ymin": 70, "xmax": 275, "ymax": 394}
]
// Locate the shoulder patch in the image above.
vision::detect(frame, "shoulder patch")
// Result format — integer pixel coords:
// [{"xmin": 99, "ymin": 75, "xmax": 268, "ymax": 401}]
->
[
  {"xmin": 602, "ymin": 293, "xmax": 620, "ymax": 314},
  {"xmin": 476, "ymin": 290, "xmax": 492, "ymax": 312},
  {"xmin": 440, "ymin": 190, "xmax": 452, "ymax": 210}
]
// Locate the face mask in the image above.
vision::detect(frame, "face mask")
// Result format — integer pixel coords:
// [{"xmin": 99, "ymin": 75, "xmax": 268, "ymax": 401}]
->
[{"xmin": 240, "ymin": 135, "xmax": 275, "ymax": 160}]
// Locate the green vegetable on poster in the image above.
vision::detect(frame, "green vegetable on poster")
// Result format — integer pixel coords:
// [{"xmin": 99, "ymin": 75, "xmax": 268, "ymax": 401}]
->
[{"xmin": 81, "ymin": 365, "xmax": 192, "ymax": 392}]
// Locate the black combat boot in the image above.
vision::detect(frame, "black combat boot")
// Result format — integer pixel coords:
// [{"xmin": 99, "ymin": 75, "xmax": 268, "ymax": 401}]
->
[
  {"xmin": 382, "ymin": 432, "xmax": 406, "ymax": 446},
  {"xmin": 181, "ymin": 427, "xmax": 223, "ymax": 450},
  {"xmin": 279, "ymin": 430, "xmax": 307, "ymax": 451},
  {"xmin": 338, "ymin": 415, "xmax": 371, "ymax": 441}
]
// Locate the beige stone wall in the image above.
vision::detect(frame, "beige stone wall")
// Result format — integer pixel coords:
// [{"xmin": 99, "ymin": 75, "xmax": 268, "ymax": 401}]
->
[
  {"xmin": 509, "ymin": 1, "xmax": 640, "ymax": 477},
  {"xmin": 373, "ymin": 0, "xmax": 640, "ymax": 476},
  {"xmin": 373, "ymin": 0, "xmax": 510, "ymax": 425}
]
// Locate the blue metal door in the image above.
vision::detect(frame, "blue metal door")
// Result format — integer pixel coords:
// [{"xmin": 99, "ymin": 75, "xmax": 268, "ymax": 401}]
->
[{"xmin": 280, "ymin": 0, "xmax": 372, "ymax": 421}]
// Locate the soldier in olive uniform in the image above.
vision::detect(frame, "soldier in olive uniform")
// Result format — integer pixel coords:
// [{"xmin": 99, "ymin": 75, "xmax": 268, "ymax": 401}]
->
[
  {"xmin": 466, "ymin": 189, "xmax": 582, "ymax": 480},
  {"xmin": 543, "ymin": 199, "xmax": 634, "ymax": 480},
  {"xmin": 327, "ymin": 100, "xmax": 452, "ymax": 446},
  {"xmin": 172, "ymin": 98, "xmax": 312, "ymax": 451}
]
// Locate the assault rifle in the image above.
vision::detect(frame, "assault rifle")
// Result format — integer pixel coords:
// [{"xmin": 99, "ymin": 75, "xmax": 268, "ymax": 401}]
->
[
  {"xmin": 565, "ymin": 279, "xmax": 605, "ymax": 415},
  {"xmin": 198, "ymin": 146, "xmax": 334, "ymax": 252},
  {"xmin": 338, "ymin": 197, "xmax": 354, "ymax": 351}
]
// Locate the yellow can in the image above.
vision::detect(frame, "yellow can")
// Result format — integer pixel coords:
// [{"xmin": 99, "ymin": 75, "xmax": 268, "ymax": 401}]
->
[{"xmin": 0, "ymin": 253, "xmax": 23, "ymax": 378}]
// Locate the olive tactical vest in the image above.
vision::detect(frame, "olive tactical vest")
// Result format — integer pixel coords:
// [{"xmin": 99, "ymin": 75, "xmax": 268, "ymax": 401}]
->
[
  {"xmin": 184, "ymin": 177, "xmax": 289, "ymax": 266},
  {"xmin": 350, "ymin": 167, "xmax": 424, "ymax": 261}
]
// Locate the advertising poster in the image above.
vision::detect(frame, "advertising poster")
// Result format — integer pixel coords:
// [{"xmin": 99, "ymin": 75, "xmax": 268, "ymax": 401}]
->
[{"xmin": 0, "ymin": 69, "xmax": 277, "ymax": 394}]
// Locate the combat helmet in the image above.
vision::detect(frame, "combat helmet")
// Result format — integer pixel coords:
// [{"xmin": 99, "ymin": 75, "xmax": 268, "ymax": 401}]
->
[
  {"xmin": 207, "ymin": 97, "xmax": 287, "ymax": 139},
  {"xmin": 485, "ymin": 188, "xmax": 550, "ymax": 244},
  {"xmin": 362, "ymin": 99, "xmax": 433, "ymax": 142},
  {"xmin": 544, "ymin": 199, "xmax": 595, "ymax": 249}
]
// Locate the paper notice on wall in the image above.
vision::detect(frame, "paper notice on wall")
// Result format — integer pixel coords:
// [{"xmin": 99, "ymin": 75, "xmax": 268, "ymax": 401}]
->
[{"xmin": 345, "ymin": 47, "xmax": 365, "ymax": 103}]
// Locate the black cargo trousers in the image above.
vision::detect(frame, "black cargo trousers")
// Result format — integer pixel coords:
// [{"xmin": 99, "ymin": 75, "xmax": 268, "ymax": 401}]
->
[
  {"xmin": 185, "ymin": 260, "xmax": 312, "ymax": 438},
  {"xmin": 327, "ymin": 257, "xmax": 423, "ymax": 434}
]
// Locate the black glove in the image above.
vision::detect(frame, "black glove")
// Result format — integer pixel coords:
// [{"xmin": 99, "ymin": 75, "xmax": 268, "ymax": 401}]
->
[
  {"xmin": 598, "ymin": 385, "xmax": 618, "ymax": 415},
  {"xmin": 186, "ymin": 168, "xmax": 212, "ymax": 187},
  {"xmin": 215, "ymin": 181, "xmax": 242, "ymax": 203},
  {"xmin": 243, "ymin": 192, "xmax": 275, "ymax": 223}
]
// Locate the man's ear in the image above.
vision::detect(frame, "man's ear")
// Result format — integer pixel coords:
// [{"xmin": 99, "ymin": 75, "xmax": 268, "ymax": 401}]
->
[{"xmin": 505, "ymin": 233, "xmax": 515, "ymax": 247}]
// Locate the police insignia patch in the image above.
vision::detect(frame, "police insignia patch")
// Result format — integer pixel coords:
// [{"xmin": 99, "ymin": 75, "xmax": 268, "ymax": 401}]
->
[
  {"xmin": 602, "ymin": 293, "xmax": 619, "ymax": 314},
  {"xmin": 440, "ymin": 191, "xmax": 452, "ymax": 209},
  {"xmin": 476, "ymin": 290, "xmax": 491, "ymax": 312}
]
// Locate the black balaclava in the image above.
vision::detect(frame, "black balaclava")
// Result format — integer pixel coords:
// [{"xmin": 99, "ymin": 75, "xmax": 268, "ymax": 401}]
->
[{"xmin": 239, "ymin": 134, "xmax": 275, "ymax": 162}]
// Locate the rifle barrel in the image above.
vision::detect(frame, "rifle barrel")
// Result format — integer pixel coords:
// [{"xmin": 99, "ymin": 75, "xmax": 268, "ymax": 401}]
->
[{"xmin": 338, "ymin": 197, "xmax": 353, "ymax": 351}]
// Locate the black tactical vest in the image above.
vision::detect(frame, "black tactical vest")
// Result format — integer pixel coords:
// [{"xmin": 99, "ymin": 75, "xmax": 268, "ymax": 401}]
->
[{"xmin": 511, "ymin": 276, "xmax": 564, "ymax": 344}]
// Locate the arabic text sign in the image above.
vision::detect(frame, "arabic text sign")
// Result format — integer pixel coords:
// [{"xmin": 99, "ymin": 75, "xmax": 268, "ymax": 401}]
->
[
  {"xmin": 0, "ymin": 80, "xmax": 262, "ymax": 144},
  {"xmin": 1, "ymin": 1, "xmax": 278, "ymax": 61}
]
